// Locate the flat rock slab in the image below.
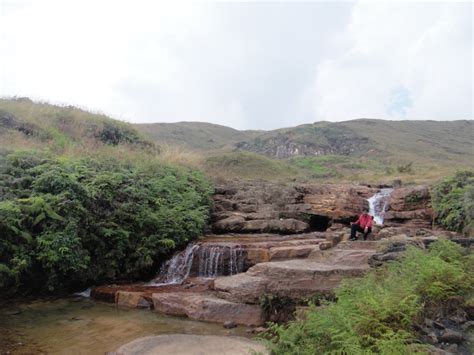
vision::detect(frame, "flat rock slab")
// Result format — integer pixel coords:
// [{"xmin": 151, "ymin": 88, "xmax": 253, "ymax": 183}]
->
[
  {"xmin": 152, "ymin": 292, "xmax": 264, "ymax": 326},
  {"xmin": 114, "ymin": 334, "xmax": 268, "ymax": 355}
]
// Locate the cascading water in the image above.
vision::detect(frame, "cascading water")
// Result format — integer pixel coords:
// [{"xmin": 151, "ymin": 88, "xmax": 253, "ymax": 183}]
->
[
  {"xmin": 154, "ymin": 243, "xmax": 200, "ymax": 284},
  {"xmin": 367, "ymin": 188, "xmax": 393, "ymax": 225},
  {"xmin": 152, "ymin": 243, "xmax": 246, "ymax": 285},
  {"xmin": 198, "ymin": 245, "xmax": 245, "ymax": 278}
]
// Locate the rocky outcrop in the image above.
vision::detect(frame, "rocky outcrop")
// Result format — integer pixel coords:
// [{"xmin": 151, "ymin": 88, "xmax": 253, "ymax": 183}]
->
[
  {"xmin": 234, "ymin": 125, "xmax": 372, "ymax": 159},
  {"xmin": 212, "ymin": 182, "xmax": 435, "ymax": 234},
  {"xmin": 211, "ymin": 182, "xmax": 379, "ymax": 234},
  {"xmin": 384, "ymin": 186, "xmax": 433, "ymax": 228}
]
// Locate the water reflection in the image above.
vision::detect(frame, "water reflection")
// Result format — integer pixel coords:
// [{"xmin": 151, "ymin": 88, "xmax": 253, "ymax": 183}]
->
[{"xmin": 0, "ymin": 298, "xmax": 249, "ymax": 354}]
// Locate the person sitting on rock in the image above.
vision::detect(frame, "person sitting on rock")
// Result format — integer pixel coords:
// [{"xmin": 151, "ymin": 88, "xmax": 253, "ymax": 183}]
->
[{"xmin": 350, "ymin": 208, "xmax": 373, "ymax": 241}]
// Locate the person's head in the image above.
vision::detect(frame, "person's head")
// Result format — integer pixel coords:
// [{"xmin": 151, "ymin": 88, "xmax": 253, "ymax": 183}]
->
[{"xmin": 362, "ymin": 207, "xmax": 369, "ymax": 215}]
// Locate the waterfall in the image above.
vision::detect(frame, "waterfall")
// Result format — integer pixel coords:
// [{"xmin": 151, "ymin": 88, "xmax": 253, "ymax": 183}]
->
[
  {"xmin": 152, "ymin": 243, "xmax": 246, "ymax": 285},
  {"xmin": 367, "ymin": 188, "xmax": 393, "ymax": 225},
  {"xmin": 198, "ymin": 245, "xmax": 245, "ymax": 278},
  {"xmin": 154, "ymin": 243, "xmax": 200, "ymax": 284}
]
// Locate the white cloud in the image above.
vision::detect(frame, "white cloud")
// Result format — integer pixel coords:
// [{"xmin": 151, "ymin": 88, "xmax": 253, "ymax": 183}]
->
[
  {"xmin": 1, "ymin": 1, "xmax": 472, "ymax": 129},
  {"xmin": 301, "ymin": 1, "xmax": 472, "ymax": 121}
]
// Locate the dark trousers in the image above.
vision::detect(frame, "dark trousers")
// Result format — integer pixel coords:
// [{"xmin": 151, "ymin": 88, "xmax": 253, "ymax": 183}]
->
[{"xmin": 350, "ymin": 224, "xmax": 371, "ymax": 240}]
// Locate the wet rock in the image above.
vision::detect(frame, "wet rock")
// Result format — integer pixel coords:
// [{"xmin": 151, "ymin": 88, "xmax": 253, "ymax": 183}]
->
[
  {"xmin": 438, "ymin": 329, "xmax": 464, "ymax": 344},
  {"xmin": 114, "ymin": 334, "xmax": 269, "ymax": 355},
  {"xmin": 152, "ymin": 292, "xmax": 264, "ymax": 326},
  {"xmin": 223, "ymin": 321, "xmax": 237, "ymax": 329},
  {"xmin": 116, "ymin": 291, "xmax": 153, "ymax": 309}
]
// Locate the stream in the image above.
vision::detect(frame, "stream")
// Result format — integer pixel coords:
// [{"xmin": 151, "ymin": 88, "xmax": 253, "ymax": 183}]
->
[{"xmin": 0, "ymin": 298, "xmax": 250, "ymax": 354}]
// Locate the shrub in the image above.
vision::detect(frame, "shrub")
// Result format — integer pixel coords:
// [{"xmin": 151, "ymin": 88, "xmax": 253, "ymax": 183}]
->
[
  {"xmin": 431, "ymin": 170, "xmax": 474, "ymax": 235},
  {"xmin": 0, "ymin": 151, "xmax": 213, "ymax": 294},
  {"xmin": 265, "ymin": 240, "xmax": 473, "ymax": 354}
]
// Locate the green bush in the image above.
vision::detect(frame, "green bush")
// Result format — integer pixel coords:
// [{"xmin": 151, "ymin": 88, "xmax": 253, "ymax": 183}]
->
[
  {"xmin": 0, "ymin": 151, "xmax": 213, "ymax": 294},
  {"xmin": 265, "ymin": 240, "xmax": 473, "ymax": 354},
  {"xmin": 431, "ymin": 170, "xmax": 474, "ymax": 235}
]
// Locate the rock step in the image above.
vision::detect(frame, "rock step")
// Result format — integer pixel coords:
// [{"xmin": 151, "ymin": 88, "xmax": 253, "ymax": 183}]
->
[
  {"xmin": 308, "ymin": 248, "xmax": 377, "ymax": 267},
  {"xmin": 201, "ymin": 231, "xmax": 327, "ymax": 242},
  {"xmin": 151, "ymin": 292, "xmax": 265, "ymax": 326},
  {"xmin": 336, "ymin": 240, "xmax": 381, "ymax": 250},
  {"xmin": 214, "ymin": 258, "xmax": 369, "ymax": 303}
]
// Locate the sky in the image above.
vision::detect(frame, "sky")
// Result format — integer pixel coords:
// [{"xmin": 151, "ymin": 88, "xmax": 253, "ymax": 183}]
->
[{"xmin": 0, "ymin": 0, "xmax": 472, "ymax": 130}]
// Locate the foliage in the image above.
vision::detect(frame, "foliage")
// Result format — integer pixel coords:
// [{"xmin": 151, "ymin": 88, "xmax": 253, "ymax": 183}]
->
[
  {"xmin": 0, "ymin": 151, "xmax": 213, "ymax": 294},
  {"xmin": 431, "ymin": 170, "xmax": 474, "ymax": 235},
  {"xmin": 264, "ymin": 240, "xmax": 473, "ymax": 354}
]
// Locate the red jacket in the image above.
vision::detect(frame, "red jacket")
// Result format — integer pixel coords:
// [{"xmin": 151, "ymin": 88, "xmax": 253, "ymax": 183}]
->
[{"xmin": 355, "ymin": 214, "xmax": 373, "ymax": 229}]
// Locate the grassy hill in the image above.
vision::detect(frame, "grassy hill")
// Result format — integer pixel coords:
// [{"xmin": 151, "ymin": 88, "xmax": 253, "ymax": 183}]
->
[
  {"xmin": 1, "ymin": 98, "xmax": 471, "ymax": 184},
  {"xmin": 0, "ymin": 98, "xmax": 156, "ymax": 160},
  {"xmin": 134, "ymin": 118, "xmax": 473, "ymax": 183},
  {"xmin": 135, "ymin": 121, "xmax": 260, "ymax": 151}
]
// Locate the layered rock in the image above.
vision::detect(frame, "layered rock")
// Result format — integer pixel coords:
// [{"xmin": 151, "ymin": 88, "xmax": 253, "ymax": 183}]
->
[
  {"xmin": 384, "ymin": 186, "xmax": 433, "ymax": 228},
  {"xmin": 151, "ymin": 292, "xmax": 265, "ymax": 326},
  {"xmin": 212, "ymin": 182, "xmax": 379, "ymax": 234},
  {"xmin": 212, "ymin": 182, "xmax": 434, "ymax": 233},
  {"xmin": 214, "ymin": 241, "xmax": 378, "ymax": 303}
]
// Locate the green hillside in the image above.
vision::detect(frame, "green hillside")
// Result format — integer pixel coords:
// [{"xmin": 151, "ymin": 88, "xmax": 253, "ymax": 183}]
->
[
  {"xmin": 0, "ymin": 98, "xmax": 155, "ymax": 158},
  {"xmin": 1, "ymin": 98, "xmax": 471, "ymax": 184},
  {"xmin": 135, "ymin": 118, "xmax": 473, "ymax": 183},
  {"xmin": 135, "ymin": 121, "xmax": 260, "ymax": 151}
]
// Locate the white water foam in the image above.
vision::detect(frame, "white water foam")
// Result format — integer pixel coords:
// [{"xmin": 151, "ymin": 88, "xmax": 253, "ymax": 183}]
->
[{"xmin": 367, "ymin": 188, "xmax": 393, "ymax": 225}]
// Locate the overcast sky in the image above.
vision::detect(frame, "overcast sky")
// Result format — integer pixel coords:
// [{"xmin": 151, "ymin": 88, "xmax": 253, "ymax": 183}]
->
[{"xmin": 0, "ymin": 0, "xmax": 472, "ymax": 130}]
